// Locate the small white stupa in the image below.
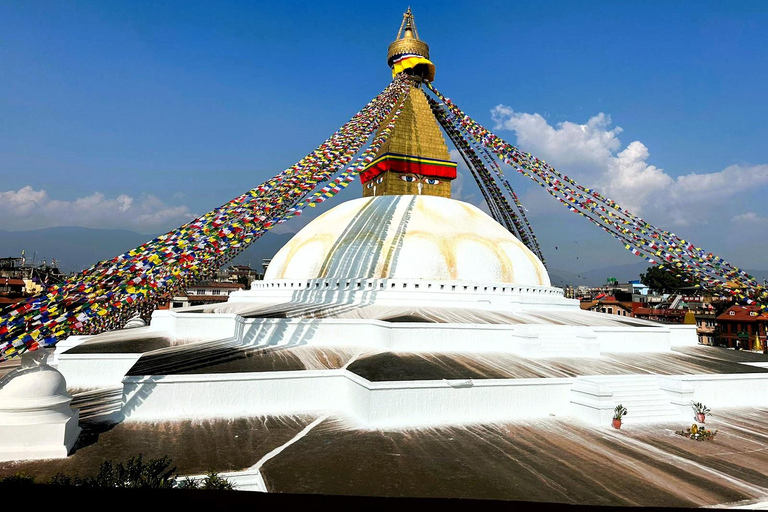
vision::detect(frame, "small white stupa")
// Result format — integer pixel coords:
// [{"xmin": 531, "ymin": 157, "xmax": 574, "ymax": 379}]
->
[{"xmin": 0, "ymin": 349, "xmax": 81, "ymax": 461}]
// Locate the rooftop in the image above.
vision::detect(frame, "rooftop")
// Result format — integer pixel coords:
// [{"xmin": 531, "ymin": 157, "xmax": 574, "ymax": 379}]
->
[{"xmin": 717, "ymin": 305, "xmax": 768, "ymax": 322}]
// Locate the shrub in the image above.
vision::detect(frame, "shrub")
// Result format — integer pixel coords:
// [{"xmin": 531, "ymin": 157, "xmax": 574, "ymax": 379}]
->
[
  {"xmin": 0, "ymin": 472, "xmax": 35, "ymax": 485},
  {"xmin": 173, "ymin": 471, "xmax": 234, "ymax": 490},
  {"xmin": 3, "ymin": 454, "xmax": 235, "ymax": 491}
]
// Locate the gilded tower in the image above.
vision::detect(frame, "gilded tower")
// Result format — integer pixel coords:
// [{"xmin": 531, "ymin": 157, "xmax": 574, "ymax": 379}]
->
[{"xmin": 361, "ymin": 8, "xmax": 457, "ymax": 199}]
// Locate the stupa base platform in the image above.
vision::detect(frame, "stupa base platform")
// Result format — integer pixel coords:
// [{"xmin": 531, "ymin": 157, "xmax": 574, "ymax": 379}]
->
[{"xmin": 52, "ymin": 336, "xmax": 768, "ymax": 428}]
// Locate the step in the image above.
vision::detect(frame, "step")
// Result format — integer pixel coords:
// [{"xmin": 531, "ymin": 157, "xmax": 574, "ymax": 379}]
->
[
  {"xmin": 621, "ymin": 404, "xmax": 678, "ymax": 414},
  {"xmin": 606, "ymin": 380, "xmax": 659, "ymax": 387},
  {"xmin": 71, "ymin": 386, "xmax": 124, "ymax": 423},
  {"xmin": 612, "ymin": 387, "xmax": 666, "ymax": 395},
  {"xmin": 612, "ymin": 390, "xmax": 662, "ymax": 396},
  {"xmin": 622, "ymin": 414, "xmax": 682, "ymax": 424},
  {"xmin": 610, "ymin": 398, "xmax": 672, "ymax": 408}
]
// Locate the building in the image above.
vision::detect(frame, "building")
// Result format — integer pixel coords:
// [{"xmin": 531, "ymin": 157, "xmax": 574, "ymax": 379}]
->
[
  {"xmin": 579, "ymin": 296, "xmax": 633, "ymax": 317},
  {"xmin": 228, "ymin": 264, "xmax": 262, "ymax": 285},
  {"xmin": 716, "ymin": 305, "xmax": 768, "ymax": 351},
  {"xmin": 170, "ymin": 281, "xmax": 245, "ymax": 309},
  {"xmin": 695, "ymin": 312, "xmax": 717, "ymax": 346}
]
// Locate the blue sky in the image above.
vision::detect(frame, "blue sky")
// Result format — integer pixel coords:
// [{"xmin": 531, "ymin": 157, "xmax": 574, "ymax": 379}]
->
[{"xmin": 1, "ymin": 1, "xmax": 766, "ymax": 273}]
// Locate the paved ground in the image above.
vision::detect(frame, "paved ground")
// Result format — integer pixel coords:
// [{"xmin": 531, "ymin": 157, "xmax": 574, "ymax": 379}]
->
[
  {"xmin": 349, "ymin": 346, "xmax": 768, "ymax": 381},
  {"xmin": 262, "ymin": 409, "xmax": 768, "ymax": 507},
  {"xmin": 83, "ymin": 342, "xmax": 768, "ymax": 379},
  {"xmin": 0, "ymin": 415, "xmax": 318, "ymax": 481},
  {"xmin": 2, "ymin": 409, "xmax": 766, "ymax": 508}
]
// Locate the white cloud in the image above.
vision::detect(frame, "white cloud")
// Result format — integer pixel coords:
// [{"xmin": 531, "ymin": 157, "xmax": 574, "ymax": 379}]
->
[
  {"xmin": 448, "ymin": 149, "xmax": 472, "ymax": 203},
  {"xmin": 492, "ymin": 107, "xmax": 621, "ymax": 173},
  {"xmin": 0, "ymin": 186, "xmax": 195, "ymax": 233},
  {"xmin": 490, "ymin": 105, "xmax": 768, "ymax": 225},
  {"xmin": 731, "ymin": 211, "xmax": 768, "ymax": 223}
]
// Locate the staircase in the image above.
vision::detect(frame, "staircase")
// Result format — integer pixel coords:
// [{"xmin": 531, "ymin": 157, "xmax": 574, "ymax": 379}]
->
[
  {"xmin": 71, "ymin": 386, "xmax": 124, "ymax": 424},
  {"xmin": 606, "ymin": 376, "xmax": 682, "ymax": 424},
  {"xmin": 571, "ymin": 375, "xmax": 683, "ymax": 424}
]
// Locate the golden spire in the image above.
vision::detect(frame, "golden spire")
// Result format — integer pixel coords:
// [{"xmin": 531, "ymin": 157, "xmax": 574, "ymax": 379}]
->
[
  {"xmin": 397, "ymin": 7, "xmax": 419, "ymax": 40},
  {"xmin": 388, "ymin": 8, "xmax": 430, "ymax": 65},
  {"xmin": 360, "ymin": 8, "xmax": 454, "ymax": 199}
]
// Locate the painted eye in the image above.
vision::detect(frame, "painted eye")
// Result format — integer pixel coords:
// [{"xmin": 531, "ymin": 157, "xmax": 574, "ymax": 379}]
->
[
  {"xmin": 376, "ymin": 177, "xmax": 384, "ymax": 184},
  {"xmin": 366, "ymin": 183, "xmax": 373, "ymax": 189},
  {"xmin": 425, "ymin": 178, "xmax": 440, "ymax": 185},
  {"xmin": 400, "ymin": 175, "xmax": 418, "ymax": 183}
]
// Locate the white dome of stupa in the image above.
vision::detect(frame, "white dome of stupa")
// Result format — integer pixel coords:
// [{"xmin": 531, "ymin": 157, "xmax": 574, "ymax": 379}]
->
[
  {"xmin": 0, "ymin": 365, "xmax": 69, "ymax": 403},
  {"xmin": 0, "ymin": 349, "xmax": 81, "ymax": 462},
  {"xmin": 264, "ymin": 195, "xmax": 550, "ymax": 286}
]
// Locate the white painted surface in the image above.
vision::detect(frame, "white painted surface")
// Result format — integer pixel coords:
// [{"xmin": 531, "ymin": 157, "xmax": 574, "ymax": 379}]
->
[
  {"xmin": 0, "ymin": 350, "xmax": 81, "ymax": 461},
  {"xmin": 667, "ymin": 324, "xmax": 699, "ymax": 346},
  {"xmin": 57, "ymin": 353, "xmax": 143, "ymax": 389},
  {"xmin": 119, "ymin": 365, "xmax": 768, "ymax": 427},
  {"xmin": 58, "ymin": 313, "xmax": 685, "ymax": 390},
  {"xmin": 120, "ymin": 368, "xmax": 574, "ymax": 427},
  {"xmin": 680, "ymin": 374, "xmax": 768, "ymax": 408},
  {"xmin": 264, "ymin": 195, "xmax": 550, "ymax": 286}
]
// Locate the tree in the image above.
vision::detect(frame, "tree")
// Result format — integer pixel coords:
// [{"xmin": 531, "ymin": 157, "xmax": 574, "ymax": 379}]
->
[
  {"xmin": 640, "ymin": 265, "xmax": 697, "ymax": 294},
  {"xmin": 235, "ymin": 274, "xmax": 251, "ymax": 290}
]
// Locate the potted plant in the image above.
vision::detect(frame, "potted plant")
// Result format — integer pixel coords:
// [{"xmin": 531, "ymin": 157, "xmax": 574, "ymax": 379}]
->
[
  {"xmin": 691, "ymin": 401, "xmax": 711, "ymax": 423},
  {"xmin": 612, "ymin": 404, "xmax": 628, "ymax": 429}
]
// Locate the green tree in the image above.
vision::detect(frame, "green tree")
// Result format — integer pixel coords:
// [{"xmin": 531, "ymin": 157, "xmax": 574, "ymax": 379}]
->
[{"xmin": 640, "ymin": 265, "xmax": 697, "ymax": 294}]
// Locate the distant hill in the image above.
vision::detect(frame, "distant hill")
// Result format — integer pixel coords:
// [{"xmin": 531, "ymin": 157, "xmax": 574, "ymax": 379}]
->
[{"xmin": 0, "ymin": 227, "xmax": 295, "ymax": 274}]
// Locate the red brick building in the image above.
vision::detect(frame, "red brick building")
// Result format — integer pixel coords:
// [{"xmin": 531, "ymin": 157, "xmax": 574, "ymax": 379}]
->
[{"xmin": 716, "ymin": 305, "xmax": 768, "ymax": 352}]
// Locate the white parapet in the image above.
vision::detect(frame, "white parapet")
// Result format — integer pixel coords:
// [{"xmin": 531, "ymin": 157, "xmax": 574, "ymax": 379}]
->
[
  {"xmin": 57, "ymin": 353, "xmax": 145, "ymax": 389},
  {"xmin": 120, "ymin": 368, "xmax": 575, "ymax": 427},
  {"xmin": 667, "ymin": 324, "xmax": 699, "ymax": 346}
]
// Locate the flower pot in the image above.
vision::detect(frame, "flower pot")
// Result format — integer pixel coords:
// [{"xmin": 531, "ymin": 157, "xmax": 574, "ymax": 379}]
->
[
  {"xmin": 696, "ymin": 413, "xmax": 705, "ymax": 423},
  {"xmin": 612, "ymin": 418, "xmax": 622, "ymax": 429}
]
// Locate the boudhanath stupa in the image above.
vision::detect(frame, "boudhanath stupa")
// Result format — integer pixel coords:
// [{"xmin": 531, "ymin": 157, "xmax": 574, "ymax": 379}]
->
[{"xmin": 2, "ymin": 9, "xmax": 768, "ymax": 508}]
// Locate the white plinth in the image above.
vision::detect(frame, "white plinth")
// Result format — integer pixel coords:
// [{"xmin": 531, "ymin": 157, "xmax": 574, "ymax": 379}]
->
[{"xmin": 0, "ymin": 349, "xmax": 81, "ymax": 461}]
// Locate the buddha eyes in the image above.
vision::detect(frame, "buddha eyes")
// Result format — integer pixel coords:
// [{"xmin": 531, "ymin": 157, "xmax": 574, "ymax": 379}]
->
[
  {"xmin": 398, "ymin": 175, "xmax": 441, "ymax": 184},
  {"xmin": 366, "ymin": 183, "xmax": 373, "ymax": 189},
  {"xmin": 376, "ymin": 177, "xmax": 384, "ymax": 184}
]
